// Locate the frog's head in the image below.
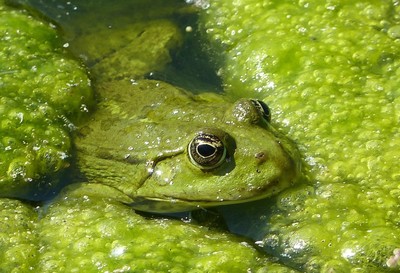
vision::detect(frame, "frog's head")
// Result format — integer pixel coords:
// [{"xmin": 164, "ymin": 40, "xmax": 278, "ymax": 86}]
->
[
  {"xmin": 130, "ymin": 97, "xmax": 300, "ymax": 212},
  {"xmin": 76, "ymin": 80, "xmax": 300, "ymax": 213}
]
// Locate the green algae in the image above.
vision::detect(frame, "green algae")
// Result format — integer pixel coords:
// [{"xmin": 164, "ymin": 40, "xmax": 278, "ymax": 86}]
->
[
  {"xmin": 6, "ymin": 0, "xmax": 192, "ymax": 82},
  {"xmin": 0, "ymin": 4, "xmax": 93, "ymax": 199},
  {"xmin": 0, "ymin": 183, "xmax": 300, "ymax": 272},
  {"xmin": 36, "ymin": 183, "xmax": 298, "ymax": 273},
  {"xmin": 0, "ymin": 198, "xmax": 38, "ymax": 272},
  {"xmin": 200, "ymin": 0, "xmax": 400, "ymax": 271}
]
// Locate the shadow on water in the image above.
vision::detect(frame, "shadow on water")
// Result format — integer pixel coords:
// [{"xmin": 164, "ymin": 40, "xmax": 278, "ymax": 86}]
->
[{"xmin": 146, "ymin": 13, "xmax": 223, "ymax": 94}]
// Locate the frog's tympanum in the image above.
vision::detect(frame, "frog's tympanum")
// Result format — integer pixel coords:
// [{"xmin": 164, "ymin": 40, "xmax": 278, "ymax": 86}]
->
[{"xmin": 75, "ymin": 79, "xmax": 300, "ymax": 212}]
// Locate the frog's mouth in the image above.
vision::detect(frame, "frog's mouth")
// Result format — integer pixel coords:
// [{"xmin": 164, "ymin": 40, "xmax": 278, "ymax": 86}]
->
[
  {"xmin": 131, "ymin": 149, "xmax": 237, "ymax": 213},
  {"xmin": 129, "ymin": 193, "xmax": 272, "ymax": 213},
  {"xmin": 129, "ymin": 196, "xmax": 206, "ymax": 213}
]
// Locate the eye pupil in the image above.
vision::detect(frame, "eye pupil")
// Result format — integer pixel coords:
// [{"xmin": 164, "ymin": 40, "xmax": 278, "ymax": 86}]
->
[
  {"xmin": 197, "ymin": 144, "xmax": 216, "ymax": 158},
  {"xmin": 188, "ymin": 132, "xmax": 227, "ymax": 170}
]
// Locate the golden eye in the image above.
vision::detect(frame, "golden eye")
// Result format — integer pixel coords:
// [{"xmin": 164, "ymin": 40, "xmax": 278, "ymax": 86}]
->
[
  {"xmin": 188, "ymin": 132, "xmax": 227, "ymax": 170},
  {"xmin": 250, "ymin": 99, "xmax": 271, "ymax": 123}
]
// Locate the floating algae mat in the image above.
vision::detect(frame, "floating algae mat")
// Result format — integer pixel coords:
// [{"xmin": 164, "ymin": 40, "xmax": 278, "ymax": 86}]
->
[
  {"xmin": 0, "ymin": 0, "xmax": 93, "ymax": 199},
  {"xmin": 199, "ymin": 0, "xmax": 400, "ymax": 271}
]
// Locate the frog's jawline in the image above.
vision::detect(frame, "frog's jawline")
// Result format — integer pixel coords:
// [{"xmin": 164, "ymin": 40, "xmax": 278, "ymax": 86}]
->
[{"xmin": 128, "ymin": 192, "xmax": 273, "ymax": 213}]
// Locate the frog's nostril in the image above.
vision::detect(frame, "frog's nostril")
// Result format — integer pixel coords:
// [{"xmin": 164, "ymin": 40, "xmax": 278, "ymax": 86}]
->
[{"xmin": 255, "ymin": 152, "xmax": 267, "ymax": 163}]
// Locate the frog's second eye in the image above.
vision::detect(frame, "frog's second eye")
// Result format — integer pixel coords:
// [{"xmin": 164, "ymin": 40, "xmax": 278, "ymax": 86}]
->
[
  {"xmin": 230, "ymin": 99, "xmax": 271, "ymax": 124},
  {"xmin": 250, "ymin": 99, "xmax": 271, "ymax": 122},
  {"xmin": 188, "ymin": 133, "xmax": 227, "ymax": 170}
]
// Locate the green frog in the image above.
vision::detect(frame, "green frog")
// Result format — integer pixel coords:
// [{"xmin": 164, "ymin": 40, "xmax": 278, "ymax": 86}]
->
[
  {"xmin": 75, "ymin": 79, "xmax": 300, "ymax": 212},
  {"xmin": 55, "ymin": 1, "xmax": 302, "ymax": 214}
]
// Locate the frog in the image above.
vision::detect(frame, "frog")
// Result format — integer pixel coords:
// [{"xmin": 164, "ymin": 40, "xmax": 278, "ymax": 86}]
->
[
  {"xmin": 41, "ymin": 0, "xmax": 301, "ymax": 214},
  {"xmin": 75, "ymin": 78, "xmax": 300, "ymax": 212}
]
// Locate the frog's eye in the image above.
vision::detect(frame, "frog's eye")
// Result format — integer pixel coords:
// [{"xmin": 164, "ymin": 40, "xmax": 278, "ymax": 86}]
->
[
  {"xmin": 250, "ymin": 99, "xmax": 271, "ymax": 123},
  {"xmin": 188, "ymin": 132, "xmax": 227, "ymax": 170},
  {"xmin": 231, "ymin": 99, "xmax": 271, "ymax": 124}
]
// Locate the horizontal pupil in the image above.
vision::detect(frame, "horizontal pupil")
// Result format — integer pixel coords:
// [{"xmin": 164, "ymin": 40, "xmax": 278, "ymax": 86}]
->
[
  {"xmin": 197, "ymin": 143, "xmax": 216, "ymax": 158},
  {"xmin": 187, "ymin": 131, "xmax": 230, "ymax": 171}
]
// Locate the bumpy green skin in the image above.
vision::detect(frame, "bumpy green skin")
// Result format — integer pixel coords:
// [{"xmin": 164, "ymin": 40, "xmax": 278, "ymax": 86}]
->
[
  {"xmin": 0, "ymin": 184, "xmax": 299, "ymax": 272},
  {"xmin": 200, "ymin": 0, "xmax": 400, "ymax": 271},
  {"xmin": 0, "ymin": 4, "xmax": 93, "ymax": 199},
  {"xmin": 36, "ymin": 183, "xmax": 298, "ymax": 273},
  {"xmin": 76, "ymin": 79, "xmax": 300, "ymax": 212}
]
